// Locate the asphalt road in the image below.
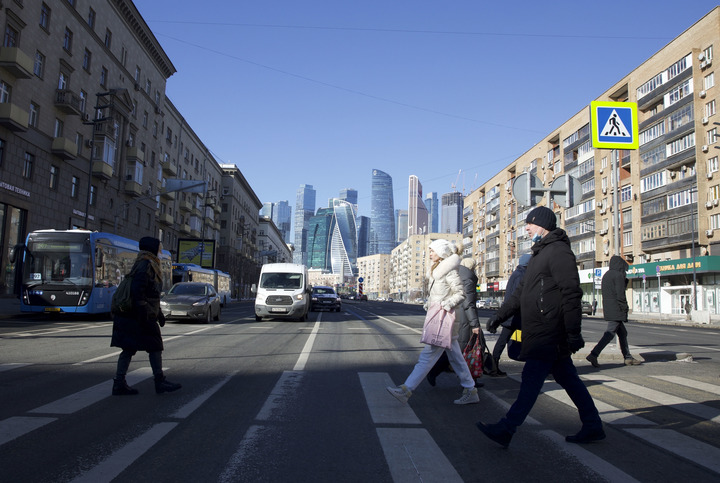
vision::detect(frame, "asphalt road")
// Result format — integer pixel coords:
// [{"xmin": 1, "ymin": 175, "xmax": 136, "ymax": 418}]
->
[{"xmin": 1, "ymin": 301, "xmax": 720, "ymax": 482}]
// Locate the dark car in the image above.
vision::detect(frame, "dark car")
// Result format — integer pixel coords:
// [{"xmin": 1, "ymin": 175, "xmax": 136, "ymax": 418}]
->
[
  {"xmin": 161, "ymin": 282, "xmax": 221, "ymax": 323},
  {"xmin": 581, "ymin": 301, "xmax": 593, "ymax": 315},
  {"xmin": 488, "ymin": 299, "xmax": 500, "ymax": 310},
  {"xmin": 310, "ymin": 286, "xmax": 342, "ymax": 312}
]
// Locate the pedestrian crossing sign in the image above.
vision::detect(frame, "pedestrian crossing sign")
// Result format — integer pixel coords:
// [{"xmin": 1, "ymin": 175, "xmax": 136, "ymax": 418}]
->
[{"xmin": 590, "ymin": 101, "xmax": 638, "ymax": 150}]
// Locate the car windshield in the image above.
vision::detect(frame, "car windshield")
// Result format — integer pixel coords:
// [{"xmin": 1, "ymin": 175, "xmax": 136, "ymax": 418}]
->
[
  {"xmin": 170, "ymin": 284, "xmax": 206, "ymax": 296},
  {"xmin": 260, "ymin": 273, "xmax": 303, "ymax": 289},
  {"xmin": 313, "ymin": 288, "xmax": 335, "ymax": 295}
]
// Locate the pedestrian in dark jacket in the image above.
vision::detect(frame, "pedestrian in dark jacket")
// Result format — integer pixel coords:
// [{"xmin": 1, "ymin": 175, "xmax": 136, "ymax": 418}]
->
[
  {"xmin": 586, "ymin": 255, "xmax": 642, "ymax": 368},
  {"xmin": 479, "ymin": 206, "xmax": 604, "ymax": 448},
  {"xmin": 111, "ymin": 236, "xmax": 181, "ymax": 395},
  {"xmin": 426, "ymin": 254, "xmax": 483, "ymax": 387},
  {"xmin": 486, "ymin": 253, "xmax": 532, "ymax": 377}
]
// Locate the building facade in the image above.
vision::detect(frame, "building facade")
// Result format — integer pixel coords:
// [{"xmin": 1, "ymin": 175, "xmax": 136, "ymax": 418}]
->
[
  {"xmin": 441, "ymin": 191, "xmax": 463, "ymax": 234},
  {"xmin": 369, "ymin": 169, "xmax": 395, "ymax": 254},
  {"xmin": 408, "ymin": 174, "xmax": 429, "ymax": 236},
  {"xmin": 464, "ymin": 7, "xmax": 720, "ymax": 318},
  {"xmin": 424, "ymin": 191, "xmax": 439, "ymax": 233},
  {"xmin": 356, "ymin": 253, "xmax": 392, "ymax": 300}
]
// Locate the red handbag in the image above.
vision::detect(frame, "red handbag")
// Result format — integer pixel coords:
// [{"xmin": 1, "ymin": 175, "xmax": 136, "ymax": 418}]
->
[{"xmin": 463, "ymin": 334, "xmax": 484, "ymax": 378}]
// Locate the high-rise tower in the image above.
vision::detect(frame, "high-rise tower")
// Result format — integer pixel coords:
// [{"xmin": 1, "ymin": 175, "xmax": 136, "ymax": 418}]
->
[
  {"xmin": 441, "ymin": 191, "xmax": 464, "ymax": 234},
  {"xmin": 370, "ymin": 169, "xmax": 396, "ymax": 254},
  {"xmin": 408, "ymin": 175, "xmax": 429, "ymax": 236},
  {"xmin": 293, "ymin": 184, "xmax": 316, "ymax": 265}
]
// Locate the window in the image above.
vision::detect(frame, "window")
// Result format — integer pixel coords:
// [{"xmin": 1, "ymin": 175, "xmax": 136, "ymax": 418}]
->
[
  {"xmin": 709, "ymin": 156, "xmax": 719, "ymax": 174},
  {"xmin": 100, "ymin": 66, "xmax": 108, "ymax": 87},
  {"xmin": 40, "ymin": 4, "xmax": 51, "ymax": 30},
  {"xmin": 29, "ymin": 102, "xmax": 39, "ymax": 127},
  {"xmin": 104, "ymin": 29, "xmax": 112, "ymax": 48},
  {"xmin": 623, "ymin": 230, "xmax": 633, "ymax": 247},
  {"xmin": 134, "ymin": 66, "xmax": 141, "ymax": 82},
  {"xmin": 667, "ymin": 188, "xmax": 696, "ymax": 209},
  {"xmin": 82, "ymin": 49, "xmax": 91, "ymax": 71},
  {"xmin": 120, "ymin": 46, "xmax": 127, "ymax": 67},
  {"xmin": 667, "ymin": 132, "xmax": 695, "ymax": 157},
  {"xmin": 705, "ymin": 72, "xmax": 715, "ymax": 91},
  {"xmin": 707, "ymin": 100, "xmax": 716, "ymax": 118},
  {"xmin": 640, "ymin": 171, "xmax": 666, "ymax": 193},
  {"xmin": 23, "ymin": 153, "xmax": 34, "ymax": 179},
  {"xmin": 640, "ymin": 121, "xmax": 665, "ymax": 146},
  {"xmin": 620, "ymin": 185, "xmax": 632, "ymax": 203},
  {"xmin": 49, "ymin": 165, "xmax": 58, "ymax": 189},
  {"xmin": 142, "ymin": 111, "xmax": 148, "ymax": 128},
  {"xmin": 707, "ymin": 128, "xmax": 718, "ymax": 146},
  {"xmin": 0, "ymin": 138, "xmax": 4, "ymax": 168},
  {"xmin": 71, "ymin": 176, "xmax": 79, "ymax": 198},
  {"xmin": 665, "ymin": 79, "xmax": 692, "ymax": 107},
  {"xmin": 63, "ymin": 28, "xmax": 73, "ymax": 52},
  {"xmin": 75, "ymin": 133, "xmax": 83, "ymax": 155},
  {"xmin": 704, "ymin": 45, "xmax": 714, "ymax": 62},
  {"xmin": 0, "ymin": 81, "xmax": 11, "ymax": 103},
  {"xmin": 4, "ymin": 24, "xmax": 19, "ymax": 47},
  {"xmin": 87, "ymin": 8, "xmax": 96, "ymax": 29},
  {"xmin": 33, "ymin": 51, "xmax": 45, "ymax": 78},
  {"xmin": 89, "ymin": 185, "xmax": 96, "ymax": 206},
  {"xmin": 710, "ymin": 184, "xmax": 720, "ymax": 202},
  {"xmin": 54, "ymin": 118, "xmax": 63, "ymax": 138},
  {"xmin": 79, "ymin": 90, "xmax": 87, "ymax": 112},
  {"xmin": 145, "ymin": 79, "xmax": 151, "ymax": 94},
  {"xmin": 58, "ymin": 71, "xmax": 68, "ymax": 90}
]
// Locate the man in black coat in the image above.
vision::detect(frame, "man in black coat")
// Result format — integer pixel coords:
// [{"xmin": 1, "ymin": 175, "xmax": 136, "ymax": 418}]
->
[
  {"xmin": 586, "ymin": 255, "xmax": 642, "ymax": 367},
  {"xmin": 478, "ymin": 206, "xmax": 604, "ymax": 448},
  {"xmin": 111, "ymin": 237, "xmax": 181, "ymax": 396}
]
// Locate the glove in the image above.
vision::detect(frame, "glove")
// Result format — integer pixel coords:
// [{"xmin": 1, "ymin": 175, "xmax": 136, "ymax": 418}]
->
[
  {"xmin": 486, "ymin": 314, "xmax": 500, "ymax": 334},
  {"xmin": 567, "ymin": 333, "xmax": 585, "ymax": 353},
  {"xmin": 158, "ymin": 312, "xmax": 166, "ymax": 327}
]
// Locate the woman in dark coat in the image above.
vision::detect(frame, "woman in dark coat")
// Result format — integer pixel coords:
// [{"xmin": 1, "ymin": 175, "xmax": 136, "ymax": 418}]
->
[{"xmin": 111, "ymin": 236, "xmax": 181, "ymax": 395}]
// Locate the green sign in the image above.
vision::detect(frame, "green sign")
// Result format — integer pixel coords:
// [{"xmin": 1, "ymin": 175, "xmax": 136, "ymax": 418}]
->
[{"xmin": 628, "ymin": 256, "xmax": 720, "ymax": 278}]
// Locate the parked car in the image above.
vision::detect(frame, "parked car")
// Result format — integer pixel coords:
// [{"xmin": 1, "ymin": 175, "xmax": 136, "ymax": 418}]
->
[
  {"xmin": 581, "ymin": 301, "xmax": 593, "ymax": 315},
  {"xmin": 488, "ymin": 299, "xmax": 500, "ymax": 310},
  {"xmin": 476, "ymin": 299, "xmax": 488, "ymax": 309},
  {"xmin": 160, "ymin": 282, "xmax": 221, "ymax": 323},
  {"xmin": 310, "ymin": 286, "xmax": 342, "ymax": 312}
]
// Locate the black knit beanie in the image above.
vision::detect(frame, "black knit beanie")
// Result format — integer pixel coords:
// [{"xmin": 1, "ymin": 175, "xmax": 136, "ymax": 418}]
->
[
  {"xmin": 139, "ymin": 236, "xmax": 161, "ymax": 255},
  {"xmin": 526, "ymin": 206, "xmax": 557, "ymax": 231}
]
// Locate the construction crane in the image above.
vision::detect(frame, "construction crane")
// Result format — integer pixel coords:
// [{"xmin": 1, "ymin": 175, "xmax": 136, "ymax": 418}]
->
[{"xmin": 451, "ymin": 169, "xmax": 462, "ymax": 193}]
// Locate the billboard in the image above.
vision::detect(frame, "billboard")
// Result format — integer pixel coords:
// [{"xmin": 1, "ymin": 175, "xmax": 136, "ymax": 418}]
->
[{"xmin": 177, "ymin": 239, "xmax": 215, "ymax": 268}]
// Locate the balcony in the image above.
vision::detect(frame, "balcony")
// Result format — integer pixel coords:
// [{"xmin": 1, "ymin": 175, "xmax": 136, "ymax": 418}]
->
[
  {"xmin": 124, "ymin": 179, "xmax": 143, "ymax": 197},
  {"xmin": 0, "ymin": 102, "xmax": 28, "ymax": 131},
  {"xmin": 51, "ymin": 137, "xmax": 77, "ymax": 160},
  {"xmin": 160, "ymin": 190, "xmax": 176, "ymax": 200},
  {"xmin": 93, "ymin": 120, "xmax": 116, "ymax": 138},
  {"xmin": 158, "ymin": 213, "xmax": 174, "ymax": 226},
  {"xmin": 180, "ymin": 223, "xmax": 191, "ymax": 235},
  {"xmin": 54, "ymin": 89, "xmax": 83, "ymax": 116},
  {"xmin": 179, "ymin": 199, "xmax": 193, "ymax": 212},
  {"xmin": 190, "ymin": 229, "xmax": 202, "ymax": 238},
  {"xmin": 92, "ymin": 160, "xmax": 113, "ymax": 180},
  {"xmin": 0, "ymin": 47, "xmax": 33, "ymax": 79},
  {"xmin": 161, "ymin": 159, "xmax": 177, "ymax": 176},
  {"xmin": 125, "ymin": 146, "xmax": 144, "ymax": 163}
]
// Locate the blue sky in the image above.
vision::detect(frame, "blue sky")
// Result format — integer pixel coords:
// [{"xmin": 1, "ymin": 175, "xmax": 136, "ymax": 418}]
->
[{"xmin": 135, "ymin": 1, "xmax": 719, "ymax": 221}]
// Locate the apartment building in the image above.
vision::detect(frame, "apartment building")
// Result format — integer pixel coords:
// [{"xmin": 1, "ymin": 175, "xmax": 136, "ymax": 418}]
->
[
  {"xmin": 466, "ymin": 7, "xmax": 720, "ymax": 318},
  {"xmin": 356, "ymin": 253, "xmax": 392, "ymax": 300},
  {"xmin": 0, "ymin": 1, "xmax": 260, "ymax": 297}
]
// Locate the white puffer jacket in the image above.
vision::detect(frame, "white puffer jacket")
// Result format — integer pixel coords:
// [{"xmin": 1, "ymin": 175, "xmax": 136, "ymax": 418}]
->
[{"xmin": 426, "ymin": 253, "xmax": 465, "ymax": 336}]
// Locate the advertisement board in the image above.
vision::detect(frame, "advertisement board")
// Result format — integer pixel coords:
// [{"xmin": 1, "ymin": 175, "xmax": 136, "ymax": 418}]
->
[{"xmin": 177, "ymin": 239, "xmax": 215, "ymax": 268}]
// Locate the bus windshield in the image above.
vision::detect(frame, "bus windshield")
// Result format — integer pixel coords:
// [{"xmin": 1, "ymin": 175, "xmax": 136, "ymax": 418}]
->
[{"xmin": 23, "ymin": 238, "xmax": 93, "ymax": 287}]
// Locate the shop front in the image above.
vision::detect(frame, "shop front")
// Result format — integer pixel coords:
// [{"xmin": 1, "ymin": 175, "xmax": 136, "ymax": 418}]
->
[{"xmin": 627, "ymin": 256, "xmax": 720, "ymax": 316}]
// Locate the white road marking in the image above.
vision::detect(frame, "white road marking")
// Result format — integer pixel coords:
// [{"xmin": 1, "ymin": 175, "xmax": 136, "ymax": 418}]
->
[
  {"xmin": 377, "ymin": 428, "xmax": 463, "ymax": 483},
  {"xmin": 625, "ymin": 428, "xmax": 720, "ymax": 475},
  {"xmin": 652, "ymin": 375, "xmax": 720, "ymax": 396},
  {"xmin": 358, "ymin": 372, "xmax": 421, "ymax": 425},
  {"xmin": 0, "ymin": 416, "xmax": 57, "ymax": 446},
  {"xmin": 293, "ymin": 318, "xmax": 321, "ymax": 371},
  {"xmin": 170, "ymin": 371, "xmax": 238, "ymax": 419}
]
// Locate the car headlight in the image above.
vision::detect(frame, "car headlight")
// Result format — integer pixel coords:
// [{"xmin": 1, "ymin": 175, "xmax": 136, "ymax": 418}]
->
[
  {"xmin": 192, "ymin": 299, "xmax": 206, "ymax": 306},
  {"xmin": 160, "ymin": 301, "xmax": 168, "ymax": 306}
]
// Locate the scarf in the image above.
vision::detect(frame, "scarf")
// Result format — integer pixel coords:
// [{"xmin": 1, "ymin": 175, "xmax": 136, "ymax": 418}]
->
[{"xmin": 134, "ymin": 250, "xmax": 162, "ymax": 284}]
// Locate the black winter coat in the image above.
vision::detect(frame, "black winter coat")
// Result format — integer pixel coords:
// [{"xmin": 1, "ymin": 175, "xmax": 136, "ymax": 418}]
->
[
  {"xmin": 111, "ymin": 257, "xmax": 164, "ymax": 352},
  {"xmin": 456, "ymin": 265, "xmax": 480, "ymax": 349},
  {"xmin": 602, "ymin": 255, "xmax": 629, "ymax": 322},
  {"xmin": 494, "ymin": 229, "xmax": 583, "ymax": 361},
  {"xmin": 501, "ymin": 264, "xmax": 526, "ymax": 330}
]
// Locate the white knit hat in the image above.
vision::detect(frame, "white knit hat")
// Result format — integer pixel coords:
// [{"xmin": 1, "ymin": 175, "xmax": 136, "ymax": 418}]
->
[{"xmin": 429, "ymin": 239, "xmax": 454, "ymax": 259}]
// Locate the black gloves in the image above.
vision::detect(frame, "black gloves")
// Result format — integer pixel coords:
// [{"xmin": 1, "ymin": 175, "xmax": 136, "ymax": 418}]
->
[
  {"xmin": 486, "ymin": 314, "xmax": 500, "ymax": 334},
  {"xmin": 567, "ymin": 333, "xmax": 584, "ymax": 353},
  {"xmin": 158, "ymin": 311, "xmax": 166, "ymax": 327}
]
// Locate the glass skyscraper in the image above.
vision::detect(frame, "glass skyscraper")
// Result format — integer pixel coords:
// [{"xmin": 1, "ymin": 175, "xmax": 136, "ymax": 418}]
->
[
  {"xmin": 293, "ymin": 184, "xmax": 316, "ymax": 265},
  {"xmin": 424, "ymin": 192, "xmax": 439, "ymax": 233},
  {"xmin": 408, "ymin": 175, "xmax": 429, "ymax": 236},
  {"xmin": 370, "ymin": 169, "xmax": 396, "ymax": 255},
  {"xmin": 306, "ymin": 200, "xmax": 358, "ymax": 277},
  {"xmin": 441, "ymin": 191, "xmax": 464, "ymax": 234}
]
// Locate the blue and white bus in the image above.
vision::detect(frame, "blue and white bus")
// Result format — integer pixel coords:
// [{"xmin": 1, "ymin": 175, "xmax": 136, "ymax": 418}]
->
[
  {"xmin": 172, "ymin": 263, "xmax": 231, "ymax": 306},
  {"xmin": 17, "ymin": 230, "xmax": 172, "ymax": 314}
]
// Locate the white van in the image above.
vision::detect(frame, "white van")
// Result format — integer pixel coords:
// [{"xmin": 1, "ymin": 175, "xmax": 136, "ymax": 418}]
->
[{"xmin": 252, "ymin": 263, "xmax": 310, "ymax": 321}]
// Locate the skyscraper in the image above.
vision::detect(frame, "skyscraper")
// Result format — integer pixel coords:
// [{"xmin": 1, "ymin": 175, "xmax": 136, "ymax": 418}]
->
[
  {"xmin": 357, "ymin": 216, "xmax": 370, "ymax": 258},
  {"xmin": 370, "ymin": 169, "xmax": 396, "ymax": 255},
  {"xmin": 261, "ymin": 201, "xmax": 292, "ymax": 244},
  {"xmin": 339, "ymin": 188, "xmax": 358, "ymax": 215},
  {"xmin": 396, "ymin": 209, "xmax": 408, "ymax": 243},
  {"xmin": 441, "ymin": 191, "xmax": 464, "ymax": 234},
  {"xmin": 408, "ymin": 175, "xmax": 429, "ymax": 236},
  {"xmin": 424, "ymin": 192, "xmax": 439, "ymax": 233},
  {"xmin": 293, "ymin": 184, "xmax": 316, "ymax": 265},
  {"xmin": 307, "ymin": 207, "xmax": 334, "ymax": 270},
  {"xmin": 306, "ymin": 200, "xmax": 358, "ymax": 277}
]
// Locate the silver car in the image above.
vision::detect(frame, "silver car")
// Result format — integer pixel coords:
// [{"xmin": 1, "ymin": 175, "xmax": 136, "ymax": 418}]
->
[{"xmin": 161, "ymin": 282, "xmax": 221, "ymax": 323}]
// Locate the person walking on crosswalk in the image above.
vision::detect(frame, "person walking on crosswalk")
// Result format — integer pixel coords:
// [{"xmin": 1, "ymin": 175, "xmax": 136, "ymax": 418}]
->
[{"xmin": 586, "ymin": 255, "xmax": 642, "ymax": 368}]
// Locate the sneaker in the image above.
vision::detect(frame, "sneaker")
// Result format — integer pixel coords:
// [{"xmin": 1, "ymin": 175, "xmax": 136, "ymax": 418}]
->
[
  {"xmin": 386, "ymin": 385, "xmax": 411, "ymax": 404},
  {"xmin": 586, "ymin": 354, "xmax": 600, "ymax": 368},
  {"xmin": 566, "ymin": 427, "xmax": 606, "ymax": 444},
  {"xmin": 624, "ymin": 357, "xmax": 642, "ymax": 366},
  {"xmin": 476, "ymin": 421, "xmax": 512, "ymax": 448},
  {"xmin": 454, "ymin": 387, "xmax": 480, "ymax": 405}
]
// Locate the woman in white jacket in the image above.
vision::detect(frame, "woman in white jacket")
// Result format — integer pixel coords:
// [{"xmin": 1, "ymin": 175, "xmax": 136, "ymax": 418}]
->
[{"xmin": 387, "ymin": 239, "xmax": 480, "ymax": 405}]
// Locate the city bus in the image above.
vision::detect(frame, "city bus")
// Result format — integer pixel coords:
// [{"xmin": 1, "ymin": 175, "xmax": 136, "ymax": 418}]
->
[
  {"xmin": 172, "ymin": 263, "xmax": 231, "ymax": 306},
  {"xmin": 17, "ymin": 230, "xmax": 172, "ymax": 314}
]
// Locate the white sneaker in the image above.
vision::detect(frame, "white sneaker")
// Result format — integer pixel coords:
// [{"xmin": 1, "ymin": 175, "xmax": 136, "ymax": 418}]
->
[
  {"xmin": 454, "ymin": 387, "xmax": 480, "ymax": 405},
  {"xmin": 386, "ymin": 385, "xmax": 411, "ymax": 403}
]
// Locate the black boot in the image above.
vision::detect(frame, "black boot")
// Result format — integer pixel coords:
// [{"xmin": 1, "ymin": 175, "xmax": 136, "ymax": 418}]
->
[
  {"xmin": 489, "ymin": 358, "xmax": 507, "ymax": 377},
  {"xmin": 112, "ymin": 377, "xmax": 139, "ymax": 396},
  {"xmin": 154, "ymin": 374, "xmax": 182, "ymax": 394}
]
